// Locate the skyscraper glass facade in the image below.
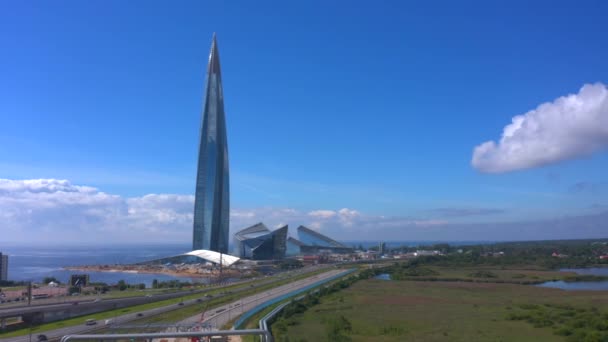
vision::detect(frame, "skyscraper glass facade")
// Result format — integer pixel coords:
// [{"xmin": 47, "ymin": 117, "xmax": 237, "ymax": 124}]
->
[
  {"xmin": 0, "ymin": 252, "xmax": 8, "ymax": 281},
  {"xmin": 234, "ymin": 224, "xmax": 288, "ymax": 260},
  {"xmin": 296, "ymin": 226, "xmax": 353, "ymax": 255},
  {"xmin": 297, "ymin": 226, "xmax": 346, "ymax": 248},
  {"xmin": 193, "ymin": 34, "xmax": 230, "ymax": 253}
]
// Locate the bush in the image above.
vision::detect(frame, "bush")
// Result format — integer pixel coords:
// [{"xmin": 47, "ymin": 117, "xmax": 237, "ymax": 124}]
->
[{"xmin": 468, "ymin": 270, "xmax": 498, "ymax": 278}]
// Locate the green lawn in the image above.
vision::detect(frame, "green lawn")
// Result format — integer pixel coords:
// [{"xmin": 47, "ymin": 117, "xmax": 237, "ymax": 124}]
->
[{"xmin": 281, "ymin": 278, "xmax": 608, "ymax": 342}]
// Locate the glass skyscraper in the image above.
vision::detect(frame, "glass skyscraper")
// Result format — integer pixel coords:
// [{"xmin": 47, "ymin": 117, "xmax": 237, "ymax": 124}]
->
[{"xmin": 192, "ymin": 34, "xmax": 230, "ymax": 253}]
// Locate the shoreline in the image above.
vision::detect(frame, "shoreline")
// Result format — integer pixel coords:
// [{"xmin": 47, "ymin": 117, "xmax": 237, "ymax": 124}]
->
[{"xmin": 63, "ymin": 265, "xmax": 241, "ymax": 279}]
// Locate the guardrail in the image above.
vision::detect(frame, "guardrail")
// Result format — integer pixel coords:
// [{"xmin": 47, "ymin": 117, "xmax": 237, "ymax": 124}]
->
[
  {"xmin": 233, "ymin": 268, "xmax": 357, "ymax": 341},
  {"xmin": 59, "ymin": 329, "xmax": 270, "ymax": 342},
  {"xmin": 58, "ymin": 268, "xmax": 357, "ymax": 342},
  {"xmin": 258, "ymin": 301, "xmax": 291, "ymax": 333}
]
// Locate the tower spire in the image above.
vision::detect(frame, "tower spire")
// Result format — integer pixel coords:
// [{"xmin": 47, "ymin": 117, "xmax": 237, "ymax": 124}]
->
[
  {"xmin": 192, "ymin": 34, "xmax": 230, "ymax": 253},
  {"xmin": 208, "ymin": 33, "xmax": 221, "ymax": 75}
]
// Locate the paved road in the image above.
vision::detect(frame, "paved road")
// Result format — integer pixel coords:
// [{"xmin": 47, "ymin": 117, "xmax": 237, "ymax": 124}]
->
[
  {"xmin": 178, "ymin": 269, "xmax": 348, "ymax": 331},
  {"xmin": 0, "ymin": 266, "xmax": 329, "ymax": 342},
  {"xmin": 0, "ymin": 278, "xmax": 257, "ymax": 315},
  {"xmin": 0, "ymin": 281, "xmax": 250, "ymax": 320}
]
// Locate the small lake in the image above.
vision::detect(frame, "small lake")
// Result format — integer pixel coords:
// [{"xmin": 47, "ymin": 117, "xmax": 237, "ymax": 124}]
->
[
  {"xmin": 537, "ymin": 268, "xmax": 608, "ymax": 291},
  {"xmin": 374, "ymin": 273, "xmax": 391, "ymax": 280}
]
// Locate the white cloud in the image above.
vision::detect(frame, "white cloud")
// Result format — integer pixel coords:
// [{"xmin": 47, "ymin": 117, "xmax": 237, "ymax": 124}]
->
[
  {"xmin": 472, "ymin": 83, "xmax": 608, "ymax": 173},
  {"xmin": 0, "ymin": 180, "xmax": 447, "ymax": 244},
  {"xmin": 0, "ymin": 179, "xmax": 192, "ymax": 243},
  {"xmin": 3, "ymin": 179, "xmax": 604, "ymax": 244},
  {"xmin": 307, "ymin": 210, "xmax": 336, "ymax": 218}
]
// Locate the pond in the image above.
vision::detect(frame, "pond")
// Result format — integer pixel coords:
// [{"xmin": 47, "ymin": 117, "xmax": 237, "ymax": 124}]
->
[
  {"xmin": 374, "ymin": 273, "xmax": 391, "ymax": 280},
  {"xmin": 536, "ymin": 267, "xmax": 608, "ymax": 291}
]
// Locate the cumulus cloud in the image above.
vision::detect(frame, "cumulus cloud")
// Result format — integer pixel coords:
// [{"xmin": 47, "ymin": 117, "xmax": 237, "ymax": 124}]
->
[
  {"xmin": 307, "ymin": 210, "xmax": 337, "ymax": 219},
  {"xmin": 0, "ymin": 179, "xmax": 193, "ymax": 243},
  {"xmin": 2, "ymin": 179, "xmax": 605, "ymax": 244},
  {"xmin": 0, "ymin": 180, "xmax": 446, "ymax": 244},
  {"xmin": 472, "ymin": 83, "xmax": 608, "ymax": 173}
]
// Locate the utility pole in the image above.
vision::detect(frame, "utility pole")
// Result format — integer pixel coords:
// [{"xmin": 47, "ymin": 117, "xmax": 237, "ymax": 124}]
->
[
  {"xmin": 27, "ymin": 281, "xmax": 32, "ymax": 306},
  {"xmin": 219, "ymin": 253, "xmax": 223, "ymax": 285}
]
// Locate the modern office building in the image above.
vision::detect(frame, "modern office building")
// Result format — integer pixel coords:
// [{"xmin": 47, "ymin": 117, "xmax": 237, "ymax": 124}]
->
[
  {"xmin": 234, "ymin": 223, "xmax": 288, "ymax": 260},
  {"xmin": 286, "ymin": 237, "xmax": 306, "ymax": 257},
  {"xmin": 284, "ymin": 226, "xmax": 353, "ymax": 256},
  {"xmin": 295, "ymin": 226, "xmax": 353, "ymax": 255},
  {"xmin": 379, "ymin": 242, "xmax": 387, "ymax": 254},
  {"xmin": 192, "ymin": 34, "xmax": 230, "ymax": 253},
  {"xmin": 138, "ymin": 250, "xmax": 240, "ymax": 268},
  {"xmin": 233, "ymin": 223, "xmax": 352, "ymax": 259},
  {"xmin": 0, "ymin": 252, "xmax": 8, "ymax": 281}
]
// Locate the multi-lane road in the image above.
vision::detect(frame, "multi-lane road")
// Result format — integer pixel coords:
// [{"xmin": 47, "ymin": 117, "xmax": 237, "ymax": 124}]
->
[
  {"xmin": 179, "ymin": 269, "xmax": 350, "ymax": 330},
  {"xmin": 0, "ymin": 266, "xmax": 333, "ymax": 342}
]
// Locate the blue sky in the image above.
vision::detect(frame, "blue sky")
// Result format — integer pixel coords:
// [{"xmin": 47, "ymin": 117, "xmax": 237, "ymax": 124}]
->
[{"xmin": 1, "ymin": 1, "xmax": 607, "ymax": 243}]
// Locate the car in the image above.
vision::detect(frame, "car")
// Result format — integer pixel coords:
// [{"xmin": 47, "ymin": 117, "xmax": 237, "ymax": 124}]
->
[
  {"xmin": 37, "ymin": 335, "xmax": 48, "ymax": 341},
  {"xmin": 136, "ymin": 313, "xmax": 144, "ymax": 317},
  {"xmin": 204, "ymin": 294, "xmax": 212, "ymax": 298},
  {"xmin": 93, "ymin": 298, "xmax": 101, "ymax": 303},
  {"xmin": 104, "ymin": 319, "xmax": 114, "ymax": 325},
  {"xmin": 85, "ymin": 319, "xmax": 96, "ymax": 326},
  {"xmin": 72, "ymin": 302, "xmax": 79, "ymax": 305},
  {"xmin": 178, "ymin": 302, "xmax": 184, "ymax": 306},
  {"xmin": 196, "ymin": 298, "xmax": 203, "ymax": 302}
]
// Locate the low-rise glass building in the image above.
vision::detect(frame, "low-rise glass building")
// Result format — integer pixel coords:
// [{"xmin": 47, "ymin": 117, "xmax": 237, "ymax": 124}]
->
[{"xmin": 234, "ymin": 223, "xmax": 287, "ymax": 260}]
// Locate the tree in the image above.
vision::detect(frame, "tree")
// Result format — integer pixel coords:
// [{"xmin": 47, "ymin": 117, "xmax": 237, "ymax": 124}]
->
[{"xmin": 117, "ymin": 280, "xmax": 127, "ymax": 291}]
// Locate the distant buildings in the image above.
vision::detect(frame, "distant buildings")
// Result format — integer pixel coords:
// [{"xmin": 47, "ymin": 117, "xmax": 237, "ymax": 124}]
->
[
  {"xmin": 0, "ymin": 252, "xmax": 8, "ymax": 281},
  {"xmin": 192, "ymin": 34, "xmax": 230, "ymax": 253},
  {"xmin": 379, "ymin": 242, "xmax": 387, "ymax": 254}
]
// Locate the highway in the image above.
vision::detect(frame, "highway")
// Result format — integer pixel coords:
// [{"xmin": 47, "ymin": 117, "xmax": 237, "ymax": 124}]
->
[
  {"xmin": 0, "ymin": 266, "xmax": 330, "ymax": 342},
  {"xmin": 0, "ymin": 279, "xmax": 249, "ymax": 313},
  {"xmin": 178, "ymin": 269, "xmax": 349, "ymax": 331}
]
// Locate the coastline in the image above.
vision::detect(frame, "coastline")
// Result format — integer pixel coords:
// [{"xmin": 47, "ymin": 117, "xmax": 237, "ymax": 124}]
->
[{"xmin": 63, "ymin": 265, "xmax": 241, "ymax": 280}]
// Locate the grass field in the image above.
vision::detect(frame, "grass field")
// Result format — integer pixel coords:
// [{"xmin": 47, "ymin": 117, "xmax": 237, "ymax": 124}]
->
[
  {"xmin": 281, "ymin": 278, "xmax": 608, "ymax": 341},
  {"xmin": 393, "ymin": 265, "xmax": 572, "ymax": 283}
]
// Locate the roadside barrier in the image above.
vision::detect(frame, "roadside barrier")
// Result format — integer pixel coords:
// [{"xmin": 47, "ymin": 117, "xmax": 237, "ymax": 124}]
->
[{"xmin": 233, "ymin": 268, "xmax": 356, "ymax": 331}]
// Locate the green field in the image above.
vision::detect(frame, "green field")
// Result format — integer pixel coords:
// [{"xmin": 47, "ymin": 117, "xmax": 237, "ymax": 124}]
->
[
  {"xmin": 280, "ymin": 278, "xmax": 608, "ymax": 341},
  {"xmin": 392, "ymin": 265, "xmax": 572, "ymax": 283}
]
